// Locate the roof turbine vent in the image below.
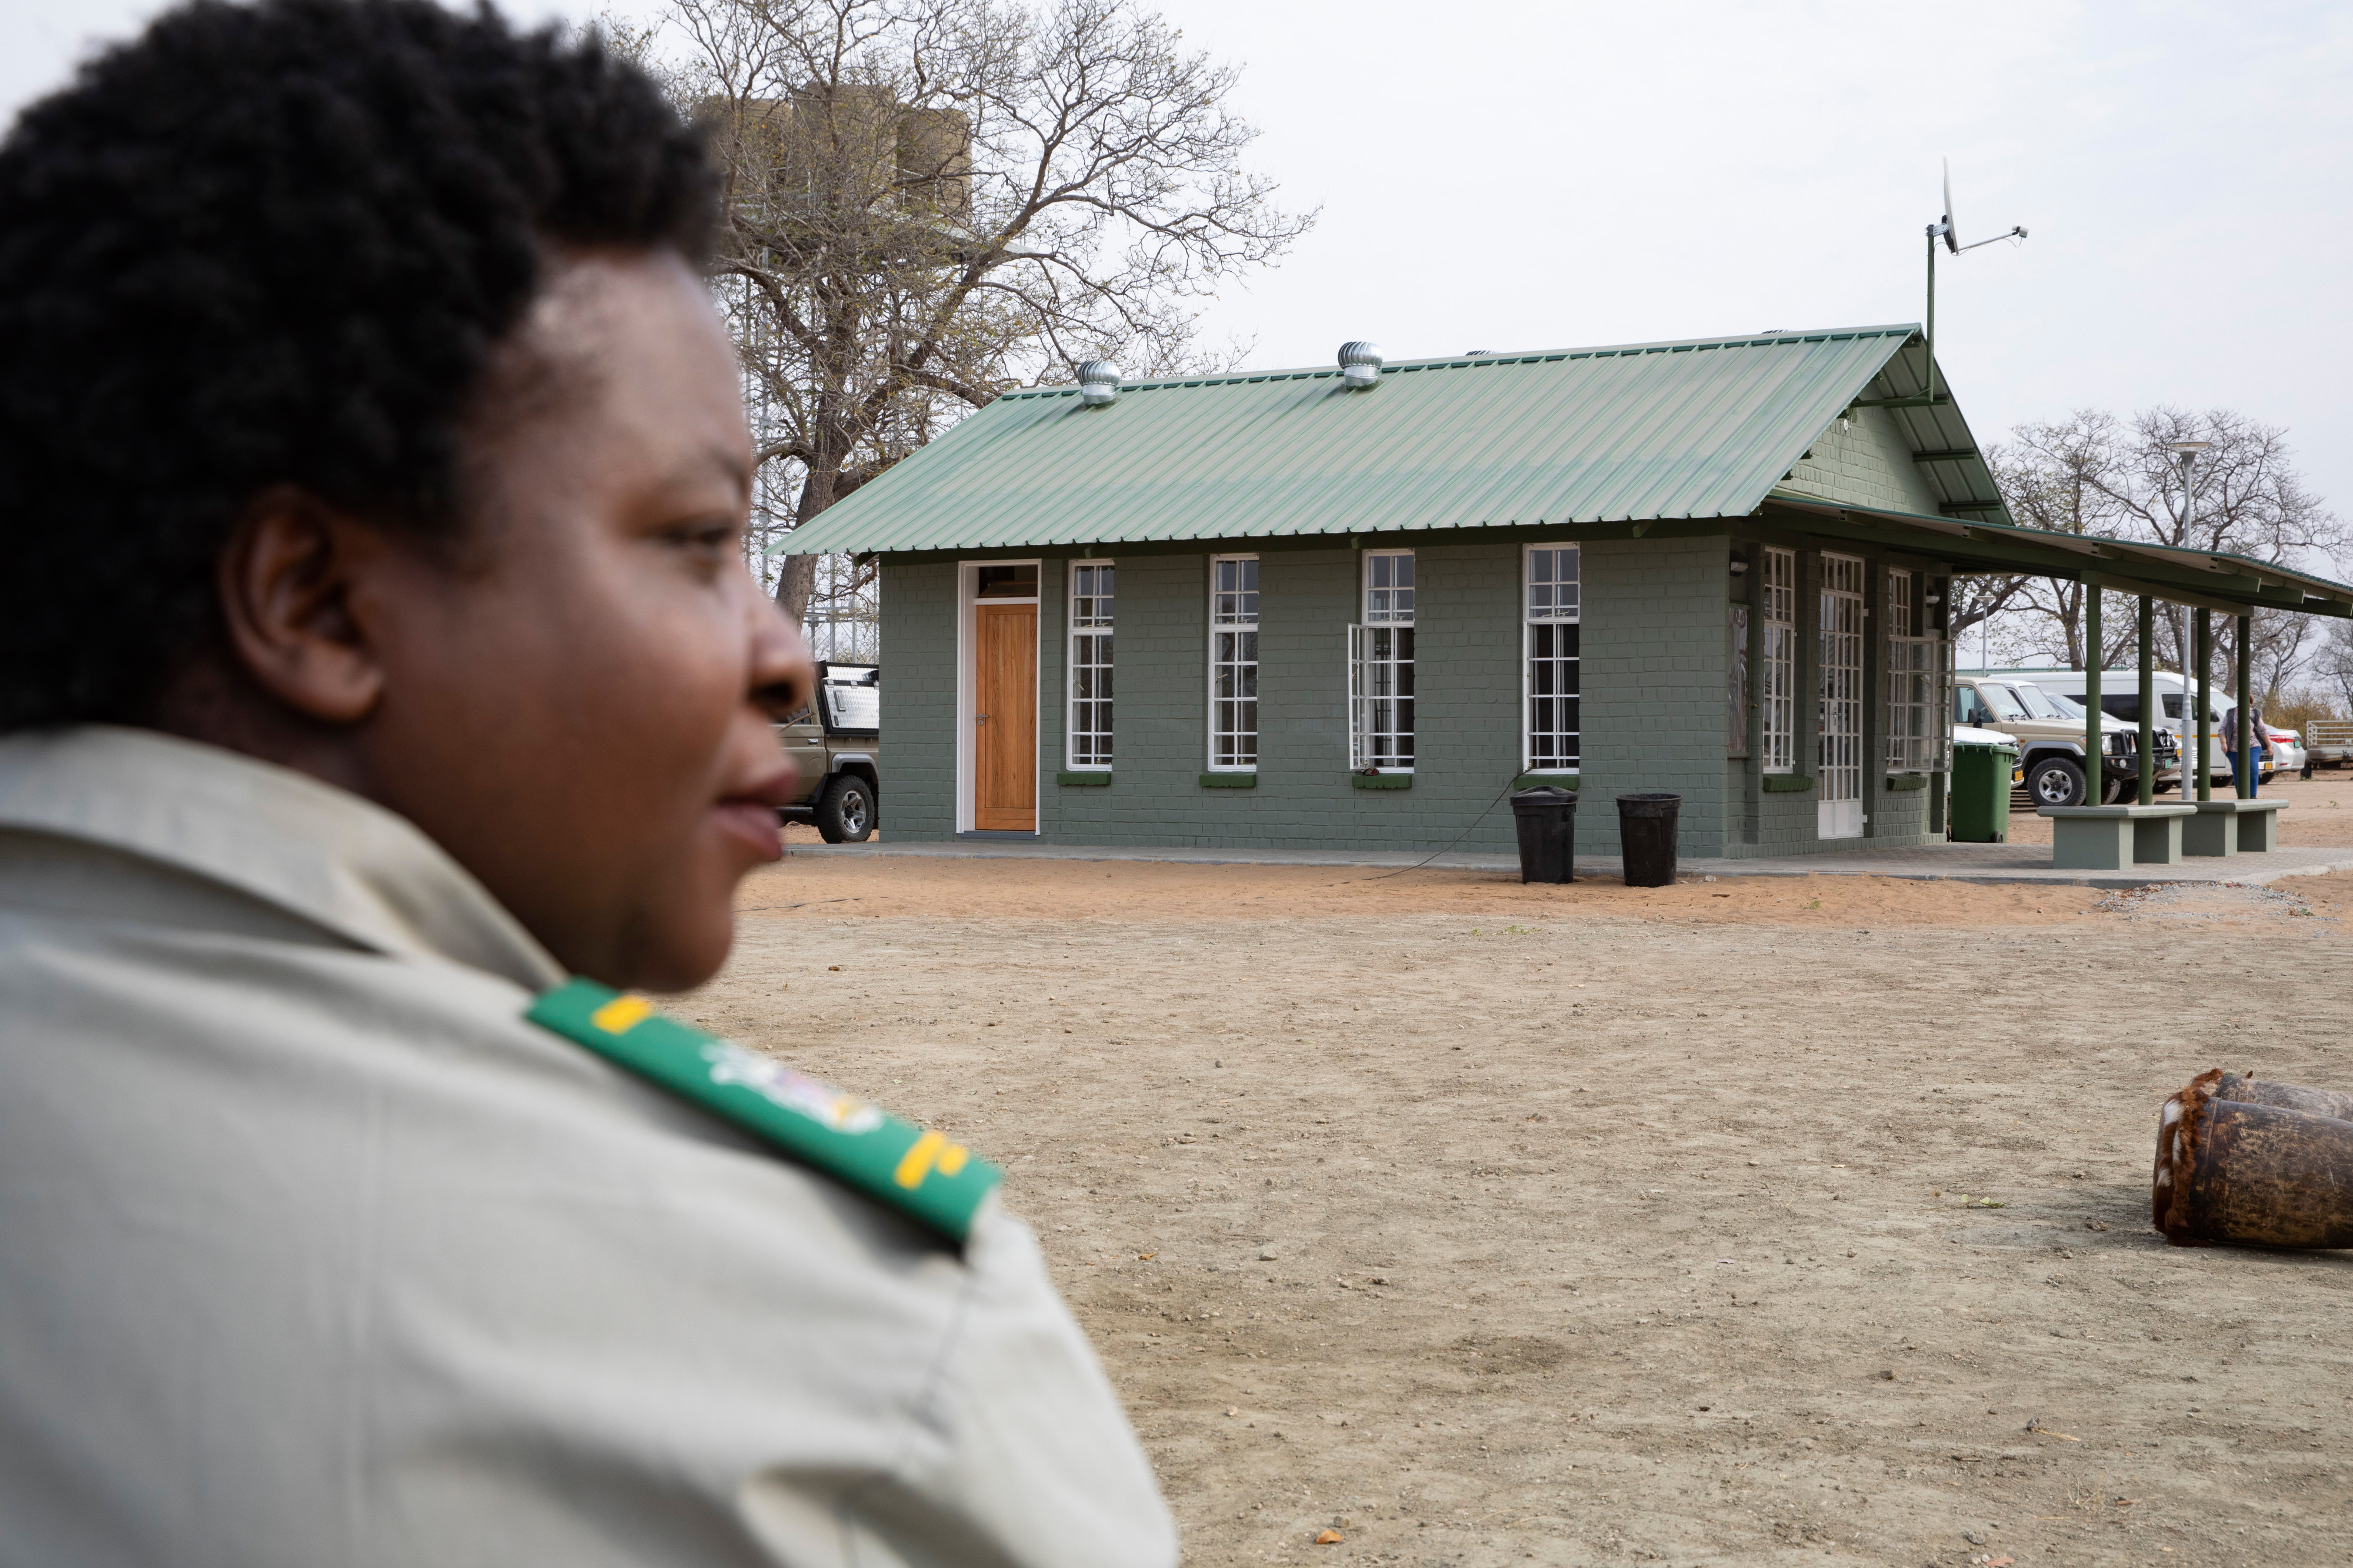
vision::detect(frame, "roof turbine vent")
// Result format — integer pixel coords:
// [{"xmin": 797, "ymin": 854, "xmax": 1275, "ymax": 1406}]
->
[
  {"xmin": 1338, "ymin": 341, "xmax": 1383, "ymax": 389},
  {"xmin": 1076, "ymin": 360, "xmax": 1120, "ymax": 406}
]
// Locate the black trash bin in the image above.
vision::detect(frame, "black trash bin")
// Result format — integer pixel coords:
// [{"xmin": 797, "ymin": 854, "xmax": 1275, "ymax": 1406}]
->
[
  {"xmin": 1616, "ymin": 792, "xmax": 1681, "ymax": 887},
  {"xmin": 1509, "ymin": 787, "xmax": 1577, "ymax": 883}
]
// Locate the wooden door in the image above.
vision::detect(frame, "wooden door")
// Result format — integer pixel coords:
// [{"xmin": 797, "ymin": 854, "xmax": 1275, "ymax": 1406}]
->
[{"xmin": 974, "ymin": 603, "xmax": 1038, "ymax": 830}]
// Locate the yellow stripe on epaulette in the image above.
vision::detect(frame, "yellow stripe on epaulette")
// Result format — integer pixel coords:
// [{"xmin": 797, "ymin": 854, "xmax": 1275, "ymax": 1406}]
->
[{"xmin": 528, "ymin": 978, "xmax": 1001, "ymax": 1244}]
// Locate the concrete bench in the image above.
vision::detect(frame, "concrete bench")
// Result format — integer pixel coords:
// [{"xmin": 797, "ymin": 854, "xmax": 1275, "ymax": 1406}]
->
[
  {"xmin": 2184, "ymin": 798, "xmax": 2287, "ymax": 858},
  {"xmin": 2040, "ymin": 803, "xmax": 2197, "ymax": 870}
]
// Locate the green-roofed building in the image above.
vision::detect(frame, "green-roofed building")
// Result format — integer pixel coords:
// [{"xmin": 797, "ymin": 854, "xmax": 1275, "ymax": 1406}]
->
[{"xmin": 781, "ymin": 325, "xmax": 2353, "ymax": 861}]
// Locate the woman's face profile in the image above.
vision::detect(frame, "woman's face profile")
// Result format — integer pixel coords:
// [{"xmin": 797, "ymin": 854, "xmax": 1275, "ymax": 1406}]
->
[{"xmin": 352, "ymin": 248, "xmax": 812, "ymax": 990}]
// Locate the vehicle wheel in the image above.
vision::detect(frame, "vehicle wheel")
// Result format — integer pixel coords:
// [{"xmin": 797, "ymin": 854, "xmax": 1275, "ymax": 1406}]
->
[
  {"xmin": 2027, "ymin": 755, "xmax": 2088, "ymax": 809},
  {"xmin": 2099, "ymin": 775, "xmax": 2127, "ymax": 805},
  {"xmin": 815, "ymin": 775, "xmax": 875, "ymax": 843}
]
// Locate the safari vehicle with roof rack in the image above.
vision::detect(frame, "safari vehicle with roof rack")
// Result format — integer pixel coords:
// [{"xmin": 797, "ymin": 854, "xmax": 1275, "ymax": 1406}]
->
[
  {"xmin": 1954, "ymin": 670, "xmax": 2173, "ymax": 809},
  {"xmin": 775, "ymin": 662, "xmax": 881, "ymax": 843}
]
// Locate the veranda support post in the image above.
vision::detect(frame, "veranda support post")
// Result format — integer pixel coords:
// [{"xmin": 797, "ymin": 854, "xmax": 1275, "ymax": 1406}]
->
[
  {"xmin": 2085, "ymin": 589, "xmax": 2102, "ymax": 790},
  {"xmin": 2137, "ymin": 595, "xmax": 2155, "ymax": 805},
  {"xmin": 2196, "ymin": 611, "xmax": 2212, "ymax": 803}
]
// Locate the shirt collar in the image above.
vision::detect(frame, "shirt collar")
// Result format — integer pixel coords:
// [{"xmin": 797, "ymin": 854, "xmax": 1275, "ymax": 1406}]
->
[{"xmin": 0, "ymin": 725, "xmax": 565, "ymax": 993}]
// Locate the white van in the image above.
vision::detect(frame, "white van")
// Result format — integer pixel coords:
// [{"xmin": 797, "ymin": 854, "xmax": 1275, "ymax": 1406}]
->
[{"xmin": 1979, "ymin": 667, "xmax": 2272, "ymax": 788}]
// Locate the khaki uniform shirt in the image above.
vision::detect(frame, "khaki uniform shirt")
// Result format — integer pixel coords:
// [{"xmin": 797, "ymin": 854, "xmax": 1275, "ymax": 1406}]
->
[{"xmin": 0, "ymin": 726, "xmax": 1175, "ymax": 1568}]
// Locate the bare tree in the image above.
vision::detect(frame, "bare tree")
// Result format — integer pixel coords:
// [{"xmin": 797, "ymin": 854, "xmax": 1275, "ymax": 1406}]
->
[
  {"xmin": 2247, "ymin": 609, "xmax": 2317, "ymax": 708},
  {"xmin": 1983, "ymin": 406, "xmax": 2345, "ymax": 692},
  {"xmin": 2101, "ymin": 406, "xmax": 2344, "ymax": 685},
  {"xmin": 1983, "ymin": 412, "xmax": 2133, "ymax": 667},
  {"xmin": 628, "ymin": 0, "xmax": 1310, "ymax": 629},
  {"xmin": 1945, "ymin": 572, "xmax": 2041, "ymax": 667},
  {"xmin": 2315, "ymin": 620, "xmax": 2353, "ymax": 715}
]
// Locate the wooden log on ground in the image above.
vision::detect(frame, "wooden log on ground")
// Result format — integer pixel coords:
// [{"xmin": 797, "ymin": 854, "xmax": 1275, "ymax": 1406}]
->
[
  {"xmin": 2153, "ymin": 1069, "xmax": 2353, "ymax": 1248},
  {"xmin": 2215, "ymin": 1073, "xmax": 2353, "ymax": 1123}
]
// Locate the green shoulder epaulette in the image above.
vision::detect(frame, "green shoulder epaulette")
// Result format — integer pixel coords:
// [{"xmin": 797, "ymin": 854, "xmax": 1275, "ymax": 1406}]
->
[{"xmin": 528, "ymin": 978, "xmax": 1001, "ymax": 1244}]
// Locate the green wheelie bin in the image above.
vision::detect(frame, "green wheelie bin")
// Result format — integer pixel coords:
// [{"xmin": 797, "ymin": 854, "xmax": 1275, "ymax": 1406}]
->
[{"xmin": 1949, "ymin": 736, "xmax": 2018, "ymax": 843}]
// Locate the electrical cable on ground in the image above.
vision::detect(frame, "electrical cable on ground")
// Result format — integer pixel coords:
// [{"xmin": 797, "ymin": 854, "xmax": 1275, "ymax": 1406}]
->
[{"xmin": 1347, "ymin": 776, "xmax": 1530, "ymax": 883}]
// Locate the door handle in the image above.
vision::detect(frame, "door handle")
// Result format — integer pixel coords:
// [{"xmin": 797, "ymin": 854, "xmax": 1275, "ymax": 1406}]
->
[{"xmin": 976, "ymin": 713, "xmax": 989, "ymax": 723}]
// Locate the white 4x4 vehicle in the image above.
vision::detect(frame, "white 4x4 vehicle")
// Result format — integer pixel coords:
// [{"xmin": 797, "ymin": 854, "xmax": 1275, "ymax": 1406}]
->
[
  {"xmin": 1989, "ymin": 668, "xmax": 2276, "ymax": 789},
  {"xmin": 1954, "ymin": 672, "xmax": 2172, "ymax": 809}
]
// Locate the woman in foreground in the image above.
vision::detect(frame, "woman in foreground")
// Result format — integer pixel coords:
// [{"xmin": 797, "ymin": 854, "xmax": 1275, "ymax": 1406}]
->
[{"xmin": 0, "ymin": 3, "xmax": 1175, "ymax": 1563}]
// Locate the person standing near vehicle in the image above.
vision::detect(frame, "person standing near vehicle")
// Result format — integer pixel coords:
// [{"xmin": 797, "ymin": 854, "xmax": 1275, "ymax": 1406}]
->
[
  {"xmin": 0, "ymin": 5, "xmax": 1175, "ymax": 1566},
  {"xmin": 2224, "ymin": 704, "xmax": 2266, "ymax": 796}
]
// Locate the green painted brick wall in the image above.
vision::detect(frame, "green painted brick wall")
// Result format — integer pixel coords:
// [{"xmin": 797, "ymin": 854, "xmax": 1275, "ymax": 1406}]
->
[
  {"xmin": 878, "ymin": 558, "xmax": 958, "ymax": 841},
  {"xmin": 1041, "ymin": 543, "xmax": 1532, "ymax": 853},
  {"xmin": 876, "ymin": 535, "xmax": 1949, "ymax": 859},
  {"xmin": 1578, "ymin": 535, "xmax": 1727, "ymax": 856},
  {"xmin": 1778, "ymin": 405, "xmax": 1944, "ymax": 516}
]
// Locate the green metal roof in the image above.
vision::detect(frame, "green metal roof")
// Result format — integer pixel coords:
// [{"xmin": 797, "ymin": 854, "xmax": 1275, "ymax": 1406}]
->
[
  {"xmin": 1769, "ymin": 491, "xmax": 2353, "ymax": 615},
  {"xmin": 782, "ymin": 325, "xmax": 1967, "ymax": 555}
]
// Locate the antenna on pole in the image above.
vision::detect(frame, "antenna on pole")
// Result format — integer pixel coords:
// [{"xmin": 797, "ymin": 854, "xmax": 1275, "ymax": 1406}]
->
[{"xmin": 1858, "ymin": 159, "xmax": 2027, "ymax": 409}]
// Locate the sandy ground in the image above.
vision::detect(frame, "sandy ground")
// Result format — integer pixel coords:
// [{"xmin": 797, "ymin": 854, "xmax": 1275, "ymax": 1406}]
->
[
  {"xmin": 694, "ymin": 856, "xmax": 2353, "ymax": 1567},
  {"xmin": 2003, "ymin": 770, "xmax": 2353, "ymax": 847}
]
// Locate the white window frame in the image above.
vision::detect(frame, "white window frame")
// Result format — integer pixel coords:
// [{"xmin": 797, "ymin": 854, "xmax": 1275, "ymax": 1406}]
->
[
  {"xmin": 1521, "ymin": 543, "xmax": 1580, "ymax": 773},
  {"xmin": 1207, "ymin": 554, "xmax": 1259, "ymax": 772},
  {"xmin": 1066, "ymin": 561, "xmax": 1114, "ymax": 770},
  {"xmin": 1349, "ymin": 549, "xmax": 1415, "ymax": 770},
  {"xmin": 1760, "ymin": 546, "xmax": 1796, "ymax": 774},
  {"xmin": 954, "ymin": 557, "xmax": 1044, "ymax": 835},
  {"xmin": 1884, "ymin": 567, "xmax": 1939, "ymax": 776},
  {"xmin": 1818, "ymin": 552, "xmax": 1866, "ymax": 837}
]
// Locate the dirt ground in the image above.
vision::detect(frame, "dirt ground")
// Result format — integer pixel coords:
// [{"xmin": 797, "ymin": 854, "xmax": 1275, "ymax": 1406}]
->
[
  {"xmin": 2002, "ymin": 770, "xmax": 2353, "ymax": 847},
  {"xmin": 694, "ymin": 854, "xmax": 2353, "ymax": 1567}
]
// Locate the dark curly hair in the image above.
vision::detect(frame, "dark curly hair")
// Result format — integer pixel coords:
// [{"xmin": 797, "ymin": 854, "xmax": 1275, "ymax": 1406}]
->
[{"xmin": 0, "ymin": 0, "xmax": 715, "ymax": 730}]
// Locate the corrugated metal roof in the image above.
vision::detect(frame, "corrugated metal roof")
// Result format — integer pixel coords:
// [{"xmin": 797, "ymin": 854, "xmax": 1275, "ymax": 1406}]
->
[
  {"xmin": 1771, "ymin": 492, "xmax": 2353, "ymax": 609},
  {"xmin": 782, "ymin": 325, "xmax": 1940, "ymax": 555}
]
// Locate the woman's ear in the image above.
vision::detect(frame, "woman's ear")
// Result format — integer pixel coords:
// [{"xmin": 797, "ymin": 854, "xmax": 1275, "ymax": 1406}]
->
[{"xmin": 214, "ymin": 488, "xmax": 389, "ymax": 724}]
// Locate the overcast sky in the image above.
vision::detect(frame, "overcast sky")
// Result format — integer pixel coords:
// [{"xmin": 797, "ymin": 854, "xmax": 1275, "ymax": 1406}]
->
[{"xmin": 6, "ymin": 0, "xmax": 2348, "ymax": 528}]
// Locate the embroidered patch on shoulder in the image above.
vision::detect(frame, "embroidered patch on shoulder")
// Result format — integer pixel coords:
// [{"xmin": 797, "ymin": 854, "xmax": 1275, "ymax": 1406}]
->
[{"xmin": 528, "ymin": 978, "xmax": 999, "ymax": 1243}]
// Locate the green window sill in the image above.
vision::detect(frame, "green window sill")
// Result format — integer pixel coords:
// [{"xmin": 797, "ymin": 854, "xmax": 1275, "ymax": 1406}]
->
[
  {"xmin": 1056, "ymin": 770, "xmax": 1112, "ymax": 787},
  {"xmin": 1512, "ymin": 774, "xmax": 1580, "ymax": 791},
  {"xmin": 1199, "ymin": 772, "xmax": 1257, "ymax": 789},
  {"xmin": 1884, "ymin": 774, "xmax": 1929, "ymax": 792},
  {"xmin": 1762, "ymin": 773, "xmax": 1814, "ymax": 793},
  {"xmin": 1351, "ymin": 772, "xmax": 1412, "ymax": 790}
]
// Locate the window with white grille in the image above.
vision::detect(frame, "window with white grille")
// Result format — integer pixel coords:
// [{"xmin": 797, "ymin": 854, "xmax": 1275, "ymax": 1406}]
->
[
  {"xmin": 1068, "ymin": 562, "xmax": 1114, "ymax": 769},
  {"xmin": 1350, "ymin": 551, "xmax": 1415, "ymax": 769},
  {"xmin": 1818, "ymin": 553, "xmax": 1865, "ymax": 835},
  {"xmin": 1760, "ymin": 547, "xmax": 1796, "ymax": 773},
  {"xmin": 1208, "ymin": 555, "xmax": 1258, "ymax": 770},
  {"xmin": 1884, "ymin": 567, "xmax": 1938, "ymax": 775},
  {"xmin": 1523, "ymin": 545, "xmax": 1580, "ymax": 771}
]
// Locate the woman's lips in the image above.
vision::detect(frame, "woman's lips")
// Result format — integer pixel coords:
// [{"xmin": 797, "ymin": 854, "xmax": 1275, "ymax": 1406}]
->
[
  {"xmin": 711, "ymin": 798, "xmax": 786, "ymax": 861},
  {"xmin": 711, "ymin": 763, "xmax": 798, "ymax": 861}
]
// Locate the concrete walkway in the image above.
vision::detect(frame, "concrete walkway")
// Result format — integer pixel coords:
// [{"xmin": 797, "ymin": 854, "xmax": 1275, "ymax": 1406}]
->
[{"xmin": 787, "ymin": 837, "xmax": 2353, "ymax": 889}]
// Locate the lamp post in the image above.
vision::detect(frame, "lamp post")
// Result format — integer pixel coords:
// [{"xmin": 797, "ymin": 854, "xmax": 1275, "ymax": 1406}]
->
[{"xmin": 2168, "ymin": 441, "xmax": 2213, "ymax": 798}]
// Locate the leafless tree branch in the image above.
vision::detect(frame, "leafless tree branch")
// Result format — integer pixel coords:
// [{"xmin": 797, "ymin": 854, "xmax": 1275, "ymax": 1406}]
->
[{"xmin": 610, "ymin": 0, "xmax": 1312, "ymax": 630}]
